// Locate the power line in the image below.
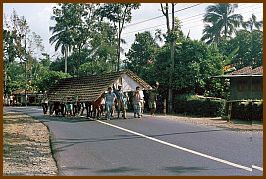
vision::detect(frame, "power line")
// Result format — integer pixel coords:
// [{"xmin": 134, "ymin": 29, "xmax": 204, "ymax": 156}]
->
[
  {"xmin": 183, "ymin": 6, "xmax": 263, "ymax": 30},
  {"xmin": 122, "ymin": 4, "xmax": 262, "ymax": 38},
  {"xmin": 125, "ymin": 4, "xmax": 201, "ymax": 28},
  {"xmin": 124, "ymin": 3, "xmax": 257, "ymax": 30},
  {"xmin": 122, "ymin": 4, "xmax": 256, "ymax": 36}
]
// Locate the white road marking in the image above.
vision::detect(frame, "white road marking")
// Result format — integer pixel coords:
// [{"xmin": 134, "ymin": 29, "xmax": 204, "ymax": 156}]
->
[
  {"xmin": 252, "ymin": 165, "xmax": 263, "ymax": 171},
  {"xmin": 96, "ymin": 120, "xmax": 253, "ymax": 172}
]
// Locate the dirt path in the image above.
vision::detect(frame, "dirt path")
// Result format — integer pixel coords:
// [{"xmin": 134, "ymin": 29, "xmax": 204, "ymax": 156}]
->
[
  {"xmin": 151, "ymin": 113, "xmax": 263, "ymax": 132},
  {"xmin": 3, "ymin": 112, "xmax": 58, "ymax": 176}
]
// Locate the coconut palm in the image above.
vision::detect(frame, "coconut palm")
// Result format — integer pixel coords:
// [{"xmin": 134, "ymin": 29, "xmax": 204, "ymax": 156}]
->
[
  {"xmin": 202, "ymin": 3, "xmax": 243, "ymax": 44},
  {"xmin": 49, "ymin": 24, "xmax": 72, "ymax": 74},
  {"xmin": 201, "ymin": 24, "xmax": 222, "ymax": 45},
  {"xmin": 242, "ymin": 14, "xmax": 263, "ymax": 31}
]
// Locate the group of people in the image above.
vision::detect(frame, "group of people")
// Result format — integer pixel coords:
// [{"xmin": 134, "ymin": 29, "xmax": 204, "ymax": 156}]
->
[{"xmin": 42, "ymin": 84, "xmax": 159, "ymax": 120}]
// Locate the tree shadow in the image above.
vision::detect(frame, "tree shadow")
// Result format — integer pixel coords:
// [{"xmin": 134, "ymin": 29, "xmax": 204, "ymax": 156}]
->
[
  {"xmin": 52, "ymin": 128, "xmax": 226, "ymax": 153},
  {"xmin": 163, "ymin": 166, "xmax": 208, "ymax": 174},
  {"xmin": 35, "ymin": 115, "xmax": 95, "ymax": 123},
  {"xmin": 94, "ymin": 167, "xmax": 141, "ymax": 174}
]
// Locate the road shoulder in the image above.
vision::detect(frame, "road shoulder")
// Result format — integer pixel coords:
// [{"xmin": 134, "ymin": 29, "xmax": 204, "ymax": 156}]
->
[{"xmin": 3, "ymin": 112, "xmax": 58, "ymax": 176}]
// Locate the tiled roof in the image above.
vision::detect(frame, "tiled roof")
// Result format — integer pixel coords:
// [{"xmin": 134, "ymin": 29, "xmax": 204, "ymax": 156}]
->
[
  {"xmin": 47, "ymin": 70, "xmax": 152, "ymax": 102},
  {"xmin": 251, "ymin": 66, "xmax": 263, "ymax": 75},
  {"xmin": 227, "ymin": 66, "xmax": 263, "ymax": 75}
]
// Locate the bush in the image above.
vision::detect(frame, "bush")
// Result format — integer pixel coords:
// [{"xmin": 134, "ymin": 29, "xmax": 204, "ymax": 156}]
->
[
  {"xmin": 173, "ymin": 95, "xmax": 226, "ymax": 117},
  {"xmin": 231, "ymin": 100, "xmax": 263, "ymax": 121}
]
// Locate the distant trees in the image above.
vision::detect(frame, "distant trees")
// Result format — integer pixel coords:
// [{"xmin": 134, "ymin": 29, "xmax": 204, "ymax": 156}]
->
[
  {"xmin": 242, "ymin": 14, "xmax": 263, "ymax": 31},
  {"xmin": 3, "ymin": 3, "xmax": 263, "ymax": 103},
  {"xmin": 49, "ymin": 3, "xmax": 140, "ymax": 75},
  {"xmin": 50, "ymin": 3, "xmax": 99, "ymax": 75},
  {"xmin": 201, "ymin": 4, "xmax": 263, "ymax": 70},
  {"xmin": 125, "ymin": 32, "xmax": 224, "ymax": 98},
  {"xmin": 98, "ymin": 3, "xmax": 140, "ymax": 71},
  {"xmin": 218, "ymin": 30, "xmax": 263, "ymax": 69},
  {"xmin": 4, "ymin": 10, "xmax": 45, "ymax": 95},
  {"xmin": 125, "ymin": 31, "xmax": 159, "ymax": 79},
  {"xmin": 201, "ymin": 3, "xmax": 243, "ymax": 44}
]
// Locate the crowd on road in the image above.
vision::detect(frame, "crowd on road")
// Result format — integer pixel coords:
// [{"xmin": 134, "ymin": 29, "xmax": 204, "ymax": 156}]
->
[{"xmin": 41, "ymin": 84, "xmax": 159, "ymax": 120}]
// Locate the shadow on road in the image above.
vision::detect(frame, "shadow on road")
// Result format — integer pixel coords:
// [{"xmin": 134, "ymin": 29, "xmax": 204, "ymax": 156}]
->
[
  {"xmin": 163, "ymin": 166, "xmax": 208, "ymax": 174},
  {"xmin": 94, "ymin": 167, "xmax": 142, "ymax": 174},
  {"xmin": 52, "ymin": 129, "xmax": 226, "ymax": 153}
]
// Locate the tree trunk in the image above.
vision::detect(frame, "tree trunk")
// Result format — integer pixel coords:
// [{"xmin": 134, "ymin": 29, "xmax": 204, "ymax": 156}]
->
[
  {"xmin": 78, "ymin": 45, "xmax": 81, "ymax": 77},
  {"xmin": 4, "ymin": 65, "xmax": 8, "ymax": 95},
  {"xmin": 117, "ymin": 22, "xmax": 121, "ymax": 72},
  {"xmin": 65, "ymin": 48, "xmax": 68, "ymax": 74},
  {"xmin": 224, "ymin": 15, "xmax": 228, "ymax": 37}
]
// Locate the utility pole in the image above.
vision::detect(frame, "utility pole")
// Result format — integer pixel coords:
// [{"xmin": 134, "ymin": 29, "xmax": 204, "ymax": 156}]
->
[
  {"xmin": 24, "ymin": 33, "xmax": 27, "ymax": 106},
  {"xmin": 161, "ymin": 3, "xmax": 176, "ymax": 113}
]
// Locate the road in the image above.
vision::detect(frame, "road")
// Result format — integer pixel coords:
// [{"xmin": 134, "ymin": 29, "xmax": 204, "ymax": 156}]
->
[{"xmin": 4, "ymin": 106, "xmax": 263, "ymax": 176}]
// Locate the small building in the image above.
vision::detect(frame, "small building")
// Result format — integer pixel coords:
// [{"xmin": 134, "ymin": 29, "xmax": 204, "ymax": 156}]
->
[
  {"xmin": 217, "ymin": 66, "xmax": 262, "ymax": 100},
  {"xmin": 47, "ymin": 70, "xmax": 152, "ymax": 102},
  {"xmin": 213, "ymin": 66, "xmax": 263, "ymax": 120},
  {"xmin": 11, "ymin": 89, "xmax": 42, "ymax": 105}
]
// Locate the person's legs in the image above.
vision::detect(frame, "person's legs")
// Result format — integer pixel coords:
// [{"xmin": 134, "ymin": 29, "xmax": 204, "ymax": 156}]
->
[
  {"xmin": 122, "ymin": 102, "xmax": 127, "ymax": 119},
  {"xmin": 106, "ymin": 103, "xmax": 111, "ymax": 120},
  {"xmin": 61, "ymin": 104, "xmax": 65, "ymax": 116},
  {"xmin": 133, "ymin": 104, "xmax": 137, "ymax": 118},
  {"xmin": 137, "ymin": 103, "xmax": 141, "ymax": 118},
  {"xmin": 42, "ymin": 103, "xmax": 45, "ymax": 114},
  {"xmin": 44, "ymin": 103, "xmax": 48, "ymax": 114},
  {"xmin": 117, "ymin": 100, "xmax": 121, "ymax": 118}
]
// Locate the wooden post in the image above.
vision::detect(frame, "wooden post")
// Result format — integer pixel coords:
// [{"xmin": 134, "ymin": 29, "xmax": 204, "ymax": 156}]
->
[
  {"xmin": 163, "ymin": 99, "xmax": 167, "ymax": 115},
  {"xmin": 227, "ymin": 102, "xmax": 232, "ymax": 122}
]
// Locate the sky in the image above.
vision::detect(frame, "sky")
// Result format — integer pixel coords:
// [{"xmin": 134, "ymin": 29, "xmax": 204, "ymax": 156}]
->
[{"xmin": 3, "ymin": 3, "xmax": 263, "ymax": 60}]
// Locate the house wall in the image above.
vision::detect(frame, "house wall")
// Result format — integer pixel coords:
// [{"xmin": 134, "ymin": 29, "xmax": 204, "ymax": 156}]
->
[
  {"xmin": 230, "ymin": 77, "xmax": 262, "ymax": 100},
  {"xmin": 113, "ymin": 74, "xmax": 142, "ymax": 92}
]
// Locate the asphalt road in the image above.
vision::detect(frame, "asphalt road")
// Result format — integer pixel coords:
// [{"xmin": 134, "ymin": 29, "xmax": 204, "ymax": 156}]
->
[{"xmin": 4, "ymin": 106, "xmax": 263, "ymax": 176}]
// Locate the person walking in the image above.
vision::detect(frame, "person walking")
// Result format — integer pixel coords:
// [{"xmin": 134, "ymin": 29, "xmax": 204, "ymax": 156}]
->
[
  {"xmin": 133, "ymin": 86, "xmax": 143, "ymax": 118},
  {"xmin": 116, "ymin": 85, "xmax": 128, "ymax": 119},
  {"xmin": 139, "ymin": 89, "xmax": 145, "ymax": 116},
  {"xmin": 148, "ymin": 85, "xmax": 158, "ymax": 116},
  {"xmin": 65, "ymin": 97, "xmax": 73, "ymax": 116},
  {"xmin": 104, "ymin": 87, "xmax": 117, "ymax": 120},
  {"xmin": 60, "ymin": 96, "xmax": 66, "ymax": 117},
  {"xmin": 41, "ymin": 91, "xmax": 49, "ymax": 115}
]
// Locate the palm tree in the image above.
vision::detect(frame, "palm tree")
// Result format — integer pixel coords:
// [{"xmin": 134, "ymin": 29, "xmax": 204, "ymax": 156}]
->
[
  {"xmin": 49, "ymin": 25, "xmax": 71, "ymax": 73},
  {"xmin": 201, "ymin": 24, "xmax": 222, "ymax": 44},
  {"xmin": 202, "ymin": 3, "xmax": 243, "ymax": 44},
  {"xmin": 242, "ymin": 14, "xmax": 263, "ymax": 31},
  {"xmin": 49, "ymin": 15, "xmax": 72, "ymax": 74}
]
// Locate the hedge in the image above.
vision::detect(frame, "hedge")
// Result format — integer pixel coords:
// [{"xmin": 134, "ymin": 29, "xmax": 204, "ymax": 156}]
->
[
  {"xmin": 231, "ymin": 100, "xmax": 263, "ymax": 121},
  {"xmin": 173, "ymin": 95, "xmax": 226, "ymax": 117}
]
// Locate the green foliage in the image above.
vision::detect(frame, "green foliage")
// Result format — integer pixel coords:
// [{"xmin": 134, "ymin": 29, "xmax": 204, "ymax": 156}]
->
[
  {"xmin": 174, "ymin": 95, "xmax": 226, "ymax": 117},
  {"xmin": 153, "ymin": 39, "xmax": 223, "ymax": 93},
  {"xmin": 218, "ymin": 30, "xmax": 263, "ymax": 68},
  {"xmin": 125, "ymin": 31, "xmax": 159, "ymax": 83},
  {"xmin": 97, "ymin": 3, "xmax": 141, "ymax": 70},
  {"xmin": 36, "ymin": 70, "xmax": 71, "ymax": 92},
  {"xmin": 231, "ymin": 100, "xmax": 263, "ymax": 121},
  {"xmin": 202, "ymin": 3, "xmax": 243, "ymax": 44},
  {"xmin": 242, "ymin": 14, "xmax": 263, "ymax": 31},
  {"xmin": 79, "ymin": 60, "xmax": 114, "ymax": 76}
]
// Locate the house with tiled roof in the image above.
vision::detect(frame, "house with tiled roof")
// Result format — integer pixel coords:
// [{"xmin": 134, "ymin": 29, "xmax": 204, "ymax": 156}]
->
[
  {"xmin": 215, "ymin": 66, "xmax": 263, "ymax": 100},
  {"xmin": 213, "ymin": 66, "xmax": 263, "ymax": 121},
  {"xmin": 47, "ymin": 70, "xmax": 152, "ymax": 102},
  {"xmin": 11, "ymin": 89, "xmax": 42, "ymax": 105}
]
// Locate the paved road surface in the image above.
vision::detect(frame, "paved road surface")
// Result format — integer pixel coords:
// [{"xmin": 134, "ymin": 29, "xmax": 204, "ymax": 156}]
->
[{"xmin": 4, "ymin": 106, "xmax": 263, "ymax": 176}]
